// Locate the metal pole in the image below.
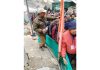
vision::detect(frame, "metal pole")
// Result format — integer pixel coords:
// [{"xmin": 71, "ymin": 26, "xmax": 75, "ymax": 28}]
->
[{"xmin": 25, "ymin": 0, "xmax": 33, "ymax": 35}]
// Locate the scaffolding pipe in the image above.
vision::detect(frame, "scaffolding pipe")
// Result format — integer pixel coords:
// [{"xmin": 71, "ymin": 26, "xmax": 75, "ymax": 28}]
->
[{"xmin": 25, "ymin": 0, "xmax": 33, "ymax": 35}]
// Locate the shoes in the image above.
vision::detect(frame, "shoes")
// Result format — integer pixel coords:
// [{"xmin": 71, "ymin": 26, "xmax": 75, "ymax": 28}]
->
[
  {"xmin": 43, "ymin": 45, "xmax": 47, "ymax": 48},
  {"xmin": 39, "ymin": 47, "xmax": 44, "ymax": 51},
  {"xmin": 39, "ymin": 45, "xmax": 48, "ymax": 51}
]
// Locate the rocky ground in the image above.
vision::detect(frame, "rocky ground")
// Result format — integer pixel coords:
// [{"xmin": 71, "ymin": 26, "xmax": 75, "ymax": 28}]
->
[{"xmin": 24, "ymin": 24, "xmax": 60, "ymax": 70}]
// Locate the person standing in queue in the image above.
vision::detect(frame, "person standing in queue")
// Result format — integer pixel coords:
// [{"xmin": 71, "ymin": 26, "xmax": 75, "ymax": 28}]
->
[
  {"xmin": 33, "ymin": 8, "xmax": 57, "ymax": 51},
  {"xmin": 61, "ymin": 21, "xmax": 76, "ymax": 70}
]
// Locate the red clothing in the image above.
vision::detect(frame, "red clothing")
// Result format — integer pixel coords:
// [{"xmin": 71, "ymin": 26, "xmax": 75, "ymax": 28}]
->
[
  {"xmin": 52, "ymin": 25, "xmax": 57, "ymax": 40},
  {"xmin": 61, "ymin": 30, "xmax": 76, "ymax": 58}
]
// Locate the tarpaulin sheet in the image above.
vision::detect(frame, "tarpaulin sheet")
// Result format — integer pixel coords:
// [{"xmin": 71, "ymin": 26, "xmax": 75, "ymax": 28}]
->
[{"xmin": 38, "ymin": 35, "xmax": 72, "ymax": 70}]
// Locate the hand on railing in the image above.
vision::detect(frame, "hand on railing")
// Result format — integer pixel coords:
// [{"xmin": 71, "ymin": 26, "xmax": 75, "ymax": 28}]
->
[{"xmin": 63, "ymin": 57, "xmax": 67, "ymax": 65}]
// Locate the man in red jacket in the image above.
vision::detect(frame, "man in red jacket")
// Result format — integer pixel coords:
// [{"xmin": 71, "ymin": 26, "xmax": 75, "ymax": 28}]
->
[{"xmin": 61, "ymin": 21, "xmax": 76, "ymax": 70}]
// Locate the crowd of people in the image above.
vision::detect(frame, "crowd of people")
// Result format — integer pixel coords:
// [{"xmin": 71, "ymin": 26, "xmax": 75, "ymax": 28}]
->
[{"xmin": 32, "ymin": 6, "xmax": 76, "ymax": 70}]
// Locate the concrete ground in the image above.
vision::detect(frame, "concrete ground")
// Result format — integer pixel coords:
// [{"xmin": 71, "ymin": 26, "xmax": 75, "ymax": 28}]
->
[{"xmin": 24, "ymin": 24, "xmax": 59, "ymax": 70}]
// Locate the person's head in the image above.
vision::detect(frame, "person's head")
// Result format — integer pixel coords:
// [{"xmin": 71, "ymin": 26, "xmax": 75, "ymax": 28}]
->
[
  {"xmin": 66, "ymin": 14, "xmax": 71, "ymax": 20},
  {"xmin": 39, "ymin": 12, "xmax": 46, "ymax": 18},
  {"xmin": 47, "ymin": 10, "xmax": 51, "ymax": 14},
  {"xmin": 68, "ymin": 21, "xmax": 76, "ymax": 36},
  {"xmin": 69, "ymin": 29, "xmax": 76, "ymax": 36},
  {"xmin": 64, "ymin": 16, "xmax": 68, "ymax": 22},
  {"xmin": 38, "ymin": 8, "xmax": 47, "ymax": 18},
  {"xmin": 71, "ymin": 14, "xmax": 76, "ymax": 19}
]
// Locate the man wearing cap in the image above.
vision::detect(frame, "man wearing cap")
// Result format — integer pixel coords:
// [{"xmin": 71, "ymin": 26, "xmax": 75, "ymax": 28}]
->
[
  {"xmin": 61, "ymin": 21, "xmax": 76, "ymax": 70},
  {"xmin": 33, "ymin": 8, "xmax": 57, "ymax": 51}
]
